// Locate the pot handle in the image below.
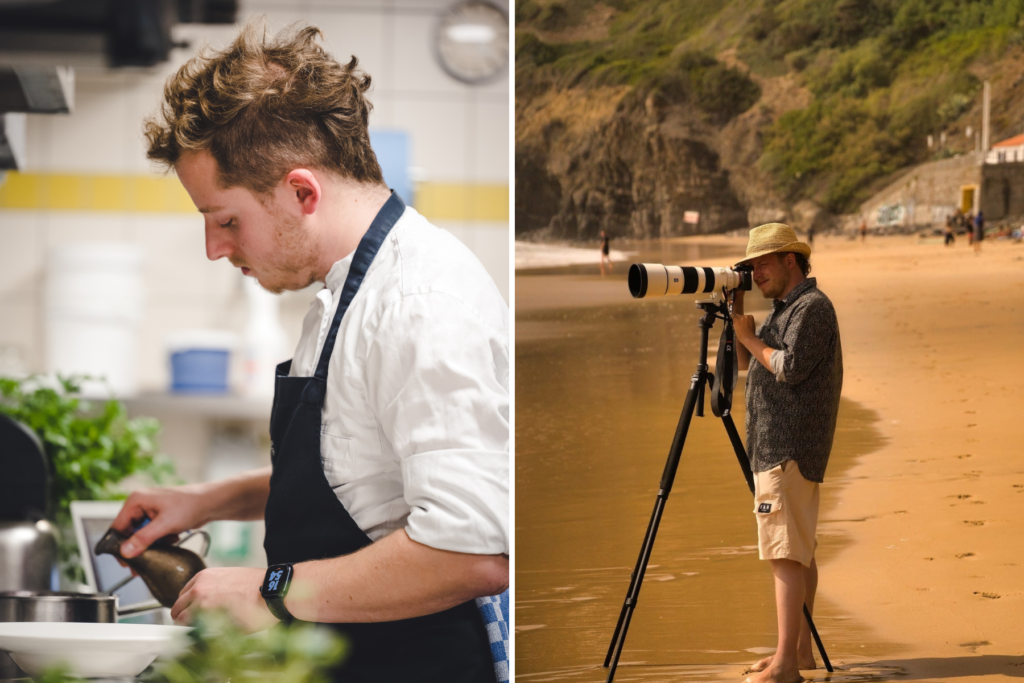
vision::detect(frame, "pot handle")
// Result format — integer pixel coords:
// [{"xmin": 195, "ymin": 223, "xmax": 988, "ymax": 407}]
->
[
  {"xmin": 175, "ymin": 529, "xmax": 211, "ymax": 557},
  {"xmin": 117, "ymin": 600, "xmax": 164, "ymax": 618},
  {"xmin": 133, "ymin": 517, "xmax": 211, "ymax": 557}
]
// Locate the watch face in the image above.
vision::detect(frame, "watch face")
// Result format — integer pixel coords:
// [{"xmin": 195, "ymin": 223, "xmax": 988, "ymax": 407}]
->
[
  {"xmin": 434, "ymin": 0, "xmax": 509, "ymax": 85},
  {"xmin": 262, "ymin": 564, "xmax": 293, "ymax": 596}
]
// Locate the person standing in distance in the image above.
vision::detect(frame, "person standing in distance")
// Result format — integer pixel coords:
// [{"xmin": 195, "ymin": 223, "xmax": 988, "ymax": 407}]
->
[
  {"xmin": 973, "ymin": 209, "xmax": 985, "ymax": 253},
  {"xmin": 729, "ymin": 224, "xmax": 843, "ymax": 683},
  {"xmin": 110, "ymin": 21, "xmax": 508, "ymax": 683},
  {"xmin": 599, "ymin": 229, "xmax": 613, "ymax": 275}
]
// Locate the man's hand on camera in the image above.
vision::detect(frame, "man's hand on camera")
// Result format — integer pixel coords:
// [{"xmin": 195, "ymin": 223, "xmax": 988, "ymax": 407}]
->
[
  {"xmin": 732, "ymin": 288, "xmax": 745, "ymax": 315},
  {"xmin": 732, "ymin": 313, "xmax": 756, "ymax": 344}
]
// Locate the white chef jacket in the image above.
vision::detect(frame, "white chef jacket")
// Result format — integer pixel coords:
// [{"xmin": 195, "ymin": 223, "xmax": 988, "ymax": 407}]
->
[{"xmin": 288, "ymin": 205, "xmax": 509, "ymax": 556}]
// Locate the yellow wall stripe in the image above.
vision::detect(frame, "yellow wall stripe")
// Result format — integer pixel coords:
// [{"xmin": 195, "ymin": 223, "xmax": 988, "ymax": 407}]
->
[
  {"xmin": 415, "ymin": 182, "xmax": 509, "ymax": 221},
  {"xmin": 0, "ymin": 172, "xmax": 509, "ymax": 221}
]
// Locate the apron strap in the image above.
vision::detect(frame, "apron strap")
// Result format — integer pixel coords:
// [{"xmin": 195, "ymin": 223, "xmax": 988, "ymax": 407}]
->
[{"xmin": 314, "ymin": 191, "xmax": 406, "ymax": 382}]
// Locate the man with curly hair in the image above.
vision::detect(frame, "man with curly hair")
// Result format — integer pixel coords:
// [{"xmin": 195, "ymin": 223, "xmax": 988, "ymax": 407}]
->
[{"xmin": 110, "ymin": 21, "xmax": 508, "ymax": 683}]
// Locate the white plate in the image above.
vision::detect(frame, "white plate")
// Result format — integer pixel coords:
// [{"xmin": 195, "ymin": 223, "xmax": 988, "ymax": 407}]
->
[{"xmin": 0, "ymin": 622, "xmax": 192, "ymax": 679}]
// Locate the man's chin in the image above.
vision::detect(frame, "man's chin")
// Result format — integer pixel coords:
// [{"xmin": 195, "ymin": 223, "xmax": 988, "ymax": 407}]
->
[{"xmin": 255, "ymin": 274, "xmax": 318, "ymax": 295}]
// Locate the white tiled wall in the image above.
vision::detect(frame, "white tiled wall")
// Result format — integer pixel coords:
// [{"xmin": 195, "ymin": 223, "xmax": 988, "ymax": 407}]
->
[{"xmin": 0, "ymin": 0, "xmax": 509, "ymax": 399}]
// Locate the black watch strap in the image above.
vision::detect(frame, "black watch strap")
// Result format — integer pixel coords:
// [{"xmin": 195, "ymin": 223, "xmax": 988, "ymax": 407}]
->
[
  {"xmin": 260, "ymin": 564, "xmax": 295, "ymax": 624},
  {"xmin": 264, "ymin": 594, "xmax": 294, "ymax": 623}
]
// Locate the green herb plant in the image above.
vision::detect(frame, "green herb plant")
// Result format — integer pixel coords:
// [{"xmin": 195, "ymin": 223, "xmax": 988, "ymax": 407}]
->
[
  {"xmin": 0, "ymin": 375, "xmax": 177, "ymax": 582},
  {"xmin": 36, "ymin": 612, "xmax": 346, "ymax": 683},
  {"xmin": 157, "ymin": 612, "xmax": 347, "ymax": 683}
]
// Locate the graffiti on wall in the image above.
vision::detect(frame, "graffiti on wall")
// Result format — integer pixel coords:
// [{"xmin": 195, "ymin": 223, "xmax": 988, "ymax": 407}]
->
[{"xmin": 877, "ymin": 204, "xmax": 906, "ymax": 226}]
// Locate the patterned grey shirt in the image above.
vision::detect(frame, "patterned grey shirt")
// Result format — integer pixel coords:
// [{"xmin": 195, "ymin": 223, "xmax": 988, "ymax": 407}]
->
[{"xmin": 744, "ymin": 277, "xmax": 843, "ymax": 483}]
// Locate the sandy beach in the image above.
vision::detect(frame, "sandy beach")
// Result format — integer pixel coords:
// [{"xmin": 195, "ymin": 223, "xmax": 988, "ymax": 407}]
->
[
  {"xmin": 792, "ymin": 233, "xmax": 1024, "ymax": 680},
  {"xmin": 515, "ymin": 232, "xmax": 1024, "ymax": 681}
]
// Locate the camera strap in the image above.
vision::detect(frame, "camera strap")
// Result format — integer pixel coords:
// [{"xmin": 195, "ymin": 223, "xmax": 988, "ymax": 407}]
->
[{"xmin": 710, "ymin": 322, "xmax": 738, "ymax": 417}]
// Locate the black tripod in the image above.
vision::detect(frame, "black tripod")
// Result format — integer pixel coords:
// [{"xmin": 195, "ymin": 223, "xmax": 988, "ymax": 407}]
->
[{"xmin": 602, "ymin": 294, "xmax": 833, "ymax": 682}]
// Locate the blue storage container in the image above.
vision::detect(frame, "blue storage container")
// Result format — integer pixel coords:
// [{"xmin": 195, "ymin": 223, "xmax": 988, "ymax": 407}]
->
[
  {"xmin": 166, "ymin": 330, "xmax": 236, "ymax": 394},
  {"xmin": 170, "ymin": 350, "xmax": 230, "ymax": 393}
]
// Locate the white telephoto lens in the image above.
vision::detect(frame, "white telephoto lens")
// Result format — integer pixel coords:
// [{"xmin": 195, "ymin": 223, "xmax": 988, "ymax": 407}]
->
[{"xmin": 629, "ymin": 264, "xmax": 743, "ymax": 298}]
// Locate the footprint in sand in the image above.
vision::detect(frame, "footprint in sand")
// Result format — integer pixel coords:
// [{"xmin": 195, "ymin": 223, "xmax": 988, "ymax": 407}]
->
[
  {"xmin": 949, "ymin": 494, "xmax": 971, "ymax": 499},
  {"xmin": 973, "ymin": 592, "xmax": 1001, "ymax": 599},
  {"xmin": 960, "ymin": 640, "xmax": 991, "ymax": 653},
  {"xmin": 956, "ymin": 552, "xmax": 975, "ymax": 559},
  {"xmin": 957, "ymin": 454, "xmax": 972, "ymax": 459},
  {"xmin": 964, "ymin": 520, "xmax": 986, "ymax": 526}
]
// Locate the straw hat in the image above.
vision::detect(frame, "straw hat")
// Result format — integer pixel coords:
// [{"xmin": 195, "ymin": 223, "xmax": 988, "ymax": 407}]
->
[{"xmin": 735, "ymin": 223, "xmax": 811, "ymax": 266}]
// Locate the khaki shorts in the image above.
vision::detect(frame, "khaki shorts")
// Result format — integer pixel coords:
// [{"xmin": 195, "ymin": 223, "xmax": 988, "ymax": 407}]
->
[{"xmin": 753, "ymin": 460, "xmax": 819, "ymax": 568}]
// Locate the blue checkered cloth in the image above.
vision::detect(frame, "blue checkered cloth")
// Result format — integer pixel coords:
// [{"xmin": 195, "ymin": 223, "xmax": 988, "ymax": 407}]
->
[{"xmin": 476, "ymin": 590, "xmax": 509, "ymax": 682}]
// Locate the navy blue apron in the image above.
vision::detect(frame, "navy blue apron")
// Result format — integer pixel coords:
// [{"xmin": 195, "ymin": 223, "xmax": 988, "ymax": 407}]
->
[{"xmin": 264, "ymin": 192, "xmax": 496, "ymax": 683}]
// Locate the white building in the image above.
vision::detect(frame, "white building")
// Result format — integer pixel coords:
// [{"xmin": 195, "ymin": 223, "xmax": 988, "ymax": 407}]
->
[{"xmin": 985, "ymin": 133, "xmax": 1024, "ymax": 163}]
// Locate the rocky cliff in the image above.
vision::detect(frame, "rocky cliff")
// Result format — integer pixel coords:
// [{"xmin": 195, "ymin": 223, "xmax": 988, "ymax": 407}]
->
[
  {"xmin": 515, "ymin": 72, "xmax": 815, "ymax": 239},
  {"xmin": 516, "ymin": 89, "xmax": 749, "ymax": 239}
]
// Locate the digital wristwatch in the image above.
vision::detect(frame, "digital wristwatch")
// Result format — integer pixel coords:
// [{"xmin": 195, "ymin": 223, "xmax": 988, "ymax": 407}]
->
[{"xmin": 259, "ymin": 563, "xmax": 295, "ymax": 623}]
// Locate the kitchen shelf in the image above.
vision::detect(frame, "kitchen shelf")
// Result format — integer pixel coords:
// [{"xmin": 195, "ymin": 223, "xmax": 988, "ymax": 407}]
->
[{"xmin": 123, "ymin": 392, "xmax": 273, "ymax": 422}]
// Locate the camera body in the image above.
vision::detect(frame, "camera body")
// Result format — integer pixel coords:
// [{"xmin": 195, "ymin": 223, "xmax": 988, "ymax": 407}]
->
[{"xmin": 628, "ymin": 263, "xmax": 752, "ymax": 299}]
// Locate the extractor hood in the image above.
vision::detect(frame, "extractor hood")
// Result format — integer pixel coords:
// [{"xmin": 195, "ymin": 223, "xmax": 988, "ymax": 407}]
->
[
  {"xmin": 0, "ymin": 0, "xmax": 236, "ymax": 171},
  {"xmin": 0, "ymin": 0, "xmax": 237, "ymax": 68}
]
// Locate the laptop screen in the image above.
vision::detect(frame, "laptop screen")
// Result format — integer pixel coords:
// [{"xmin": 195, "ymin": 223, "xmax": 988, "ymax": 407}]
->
[{"xmin": 70, "ymin": 501, "xmax": 161, "ymax": 615}]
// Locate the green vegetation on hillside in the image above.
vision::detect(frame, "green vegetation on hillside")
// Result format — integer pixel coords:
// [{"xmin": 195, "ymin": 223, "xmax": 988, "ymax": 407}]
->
[
  {"xmin": 515, "ymin": 0, "xmax": 760, "ymax": 122},
  {"xmin": 754, "ymin": 0, "xmax": 1023, "ymax": 211},
  {"xmin": 516, "ymin": 0, "xmax": 1024, "ymax": 212}
]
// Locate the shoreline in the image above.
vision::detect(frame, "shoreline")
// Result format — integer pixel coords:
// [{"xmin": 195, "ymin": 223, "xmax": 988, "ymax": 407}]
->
[{"xmin": 515, "ymin": 240, "xmax": 633, "ymax": 270}]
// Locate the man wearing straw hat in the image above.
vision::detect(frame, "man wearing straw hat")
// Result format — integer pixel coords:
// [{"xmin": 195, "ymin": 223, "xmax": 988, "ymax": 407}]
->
[{"xmin": 731, "ymin": 223, "xmax": 843, "ymax": 683}]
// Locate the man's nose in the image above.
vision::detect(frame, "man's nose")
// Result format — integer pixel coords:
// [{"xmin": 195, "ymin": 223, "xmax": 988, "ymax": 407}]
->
[{"xmin": 205, "ymin": 224, "xmax": 233, "ymax": 261}]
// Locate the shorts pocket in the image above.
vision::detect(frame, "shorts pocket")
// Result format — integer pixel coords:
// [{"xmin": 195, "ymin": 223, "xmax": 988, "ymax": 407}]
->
[{"xmin": 753, "ymin": 464, "xmax": 785, "ymax": 516}]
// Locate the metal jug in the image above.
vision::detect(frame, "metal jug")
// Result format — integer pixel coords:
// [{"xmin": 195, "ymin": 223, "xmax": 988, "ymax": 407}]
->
[
  {"xmin": 95, "ymin": 528, "xmax": 207, "ymax": 609},
  {"xmin": 0, "ymin": 519, "xmax": 58, "ymax": 593}
]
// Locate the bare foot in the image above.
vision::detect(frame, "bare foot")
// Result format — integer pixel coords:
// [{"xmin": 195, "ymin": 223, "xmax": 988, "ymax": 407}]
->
[
  {"xmin": 743, "ymin": 663, "xmax": 804, "ymax": 683},
  {"xmin": 745, "ymin": 654, "xmax": 816, "ymax": 673}
]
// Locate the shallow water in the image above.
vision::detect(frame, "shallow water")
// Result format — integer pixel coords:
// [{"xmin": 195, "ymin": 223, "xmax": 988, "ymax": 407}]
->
[{"xmin": 515, "ymin": 241, "xmax": 897, "ymax": 682}]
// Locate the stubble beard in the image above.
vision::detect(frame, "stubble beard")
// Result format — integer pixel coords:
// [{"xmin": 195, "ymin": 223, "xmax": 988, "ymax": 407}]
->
[
  {"xmin": 759, "ymin": 273, "xmax": 790, "ymax": 301},
  {"xmin": 256, "ymin": 212, "xmax": 321, "ymax": 294}
]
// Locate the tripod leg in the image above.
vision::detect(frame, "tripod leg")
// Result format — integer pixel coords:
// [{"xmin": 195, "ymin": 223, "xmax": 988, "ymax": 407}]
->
[
  {"xmin": 603, "ymin": 375, "xmax": 703, "ymax": 682},
  {"xmin": 719, "ymin": 412, "xmax": 835, "ymax": 673},
  {"xmin": 803, "ymin": 603, "xmax": 833, "ymax": 673}
]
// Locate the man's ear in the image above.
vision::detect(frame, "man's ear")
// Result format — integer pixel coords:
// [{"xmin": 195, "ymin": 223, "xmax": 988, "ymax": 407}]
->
[{"xmin": 284, "ymin": 169, "xmax": 321, "ymax": 215}]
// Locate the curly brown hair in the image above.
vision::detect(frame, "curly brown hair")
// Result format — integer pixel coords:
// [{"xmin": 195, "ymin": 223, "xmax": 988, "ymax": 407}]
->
[{"xmin": 144, "ymin": 19, "xmax": 384, "ymax": 197}]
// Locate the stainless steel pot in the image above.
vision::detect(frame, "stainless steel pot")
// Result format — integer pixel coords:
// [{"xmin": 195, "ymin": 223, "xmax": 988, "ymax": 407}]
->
[
  {"xmin": 0, "ymin": 591, "xmax": 118, "ymax": 679},
  {"xmin": 0, "ymin": 591, "xmax": 117, "ymax": 623}
]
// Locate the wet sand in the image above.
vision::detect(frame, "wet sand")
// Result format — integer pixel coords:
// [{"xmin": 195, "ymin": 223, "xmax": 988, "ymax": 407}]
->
[{"xmin": 515, "ymin": 234, "xmax": 1024, "ymax": 681}]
